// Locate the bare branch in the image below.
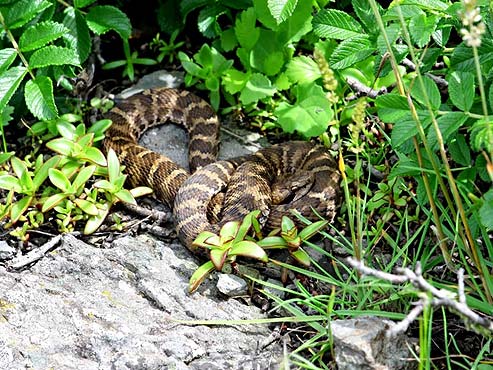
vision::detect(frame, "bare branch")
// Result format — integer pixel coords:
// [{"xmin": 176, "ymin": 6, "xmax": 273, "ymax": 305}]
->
[{"xmin": 347, "ymin": 258, "xmax": 493, "ymax": 336}]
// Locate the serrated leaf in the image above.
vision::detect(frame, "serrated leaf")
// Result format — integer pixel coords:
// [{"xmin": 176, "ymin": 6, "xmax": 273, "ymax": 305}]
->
[
  {"xmin": 410, "ymin": 75, "xmax": 441, "ymax": 110},
  {"xmin": 409, "ymin": 13, "xmax": 438, "ymax": 48},
  {"xmin": 0, "ymin": 66, "xmax": 28, "ymax": 114},
  {"xmin": 448, "ymin": 71, "xmax": 475, "ymax": 112},
  {"xmin": 235, "ymin": 7, "xmax": 260, "ymax": 50},
  {"xmin": 275, "ymin": 0, "xmax": 312, "ymax": 44},
  {"xmin": 275, "ymin": 83, "xmax": 333, "ymax": 138},
  {"xmin": 375, "ymin": 94, "xmax": 410, "ymax": 122},
  {"xmin": 449, "ymin": 134, "xmax": 471, "ymax": 166},
  {"xmin": 63, "ymin": 8, "xmax": 92, "ymax": 64},
  {"xmin": 450, "ymin": 38, "xmax": 493, "ymax": 73},
  {"xmin": 0, "ymin": 49, "xmax": 17, "ymax": 73},
  {"xmin": 29, "ymin": 46, "xmax": 80, "ymax": 69},
  {"xmin": 0, "ymin": 0, "xmax": 52, "ymax": 29},
  {"xmin": 391, "ymin": 111, "xmax": 432, "ymax": 149},
  {"xmin": 19, "ymin": 21, "xmax": 68, "ymax": 52},
  {"xmin": 268, "ymin": 0, "xmax": 298, "ymax": 24},
  {"xmin": 25, "ymin": 76, "xmax": 58, "ymax": 120},
  {"xmin": 253, "ymin": 0, "xmax": 278, "ymax": 30},
  {"xmin": 312, "ymin": 9, "xmax": 364, "ymax": 40},
  {"xmin": 86, "ymin": 5, "xmax": 132, "ymax": 40},
  {"xmin": 330, "ymin": 35, "xmax": 374, "ymax": 69},
  {"xmin": 220, "ymin": 28, "xmax": 237, "ymax": 52},
  {"xmin": 286, "ymin": 56, "xmax": 320, "ymax": 84},
  {"xmin": 352, "ymin": 0, "xmax": 381, "ymax": 33},
  {"xmin": 427, "ymin": 112, "xmax": 467, "ymax": 151},
  {"xmin": 239, "ymin": 73, "xmax": 276, "ymax": 105}
]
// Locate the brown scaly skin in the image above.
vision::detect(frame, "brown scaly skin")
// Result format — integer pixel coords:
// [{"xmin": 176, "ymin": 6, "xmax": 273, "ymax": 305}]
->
[{"xmin": 102, "ymin": 88, "xmax": 341, "ymax": 251}]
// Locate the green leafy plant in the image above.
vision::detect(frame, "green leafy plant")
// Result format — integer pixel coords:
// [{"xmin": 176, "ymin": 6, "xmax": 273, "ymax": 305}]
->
[
  {"xmin": 102, "ymin": 39, "xmax": 157, "ymax": 82},
  {"xmin": 189, "ymin": 210, "xmax": 328, "ymax": 293},
  {"xmin": 178, "ymin": 44, "xmax": 233, "ymax": 110},
  {"xmin": 150, "ymin": 30, "xmax": 185, "ymax": 64},
  {"xmin": 0, "ymin": 1, "xmax": 131, "ymax": 126},
  {"xmin": 0, "ymin": 119, "xmax": 151, "ymax": 239}
]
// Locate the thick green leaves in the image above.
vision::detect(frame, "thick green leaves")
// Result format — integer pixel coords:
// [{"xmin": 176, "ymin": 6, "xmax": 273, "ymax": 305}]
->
[
  {"xmin": 19, "ymin": 21, "xmax": 68, "ymax": 52},
  {"xmin": 63, "ymin": 8, "xmax": 92, "ymax": 64},
  {"xmin": 410, "ymin": 75, "xmax": 441, "ymax": 110},
  {"xmin": 409, "ymin": 13, "xmax": 438, "ymax": 48},
  {"xmin": 0, "ymin": 0, "xmax": 52, "ymax": 29},
  {"xmin": 235, "ymin": 7, "xmax": 260, "ymax": 50},
  {"xmin": 427, "ymin": 112, "xmax": 468, "ymax": 151},
  {"xmin": 312, "ymin": 9, "xmax": 364, "ymax": 40},
  {"xmin": 275, "ymin": 83, "xmax": 333, "ymax": 137},
  {"xmin": 267, "ymin": 0, "xmax": 298, "ymax": 25},
  {"xmin": 251, "ymin": 30, "xmax": 284, "ymax": 75},
  {"xmin": 239, "ymin": 73, "xmax": 276, "ymax": 105},
  {"xmin": 330, "ymin": 35, "xmax": 374, "ymax": 69},
  {"xmin": 0, "ymin": 66, "xmax": 28, "ymax": 115},
  {"xmin": 286, "ymin": 56, "xmax": 320, "ymax": 84},
  {"xmin": 86, "ymin": 5, "xmax": 132, "ymax": 40},
  {"xmin": 29, "ymin": 46, "xmax": 80, "ymax": 68},
  {"xmin": 25, "ymin": 76, "xmax": 58, "ymax": 120},
  {"xmin": 375, "ymin": 94, "xmax": 431, "ymax": 149},
  {"xmin": 448, "ymin": 71, "xmax": 475, "ymax": 112},
  {"xmin": 450, "ymin": 37, "xmax": 493, "ymax": 73},
  {"xmin": 0, "ymin": 49, "xmax": 17, "ymax": 73}
]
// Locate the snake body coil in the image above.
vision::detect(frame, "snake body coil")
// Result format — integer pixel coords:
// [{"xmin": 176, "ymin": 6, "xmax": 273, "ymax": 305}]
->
[{"xmin": 102, "ymin": 88, "xmax": 340, "ymax": 249}]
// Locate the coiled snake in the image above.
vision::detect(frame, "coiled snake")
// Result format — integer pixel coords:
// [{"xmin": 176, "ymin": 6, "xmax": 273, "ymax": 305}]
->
[{"xmin": 102, "ymin": 88, "xmax": 340, "ymax": 250}]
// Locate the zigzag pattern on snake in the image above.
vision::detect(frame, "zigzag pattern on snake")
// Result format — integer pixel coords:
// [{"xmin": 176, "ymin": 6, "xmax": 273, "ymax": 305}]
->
[{"xmin": 102, "ymin": 88, "xmax": 341, "ymax": 250}]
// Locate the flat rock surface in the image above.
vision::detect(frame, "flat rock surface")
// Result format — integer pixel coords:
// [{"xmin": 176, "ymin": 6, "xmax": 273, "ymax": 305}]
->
[{"xmin": 0, "ymin": 234, "xmax": 282, "ymax": 369}]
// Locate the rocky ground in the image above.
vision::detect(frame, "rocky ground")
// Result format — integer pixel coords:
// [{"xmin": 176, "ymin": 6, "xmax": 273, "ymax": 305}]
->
[{"xmin": 0, "ymin": 72, "xmax": 415, "ymax": 369}]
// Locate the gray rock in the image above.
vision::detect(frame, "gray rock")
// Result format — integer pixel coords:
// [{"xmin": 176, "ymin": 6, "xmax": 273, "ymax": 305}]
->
[
  {"xmin": 216, "ymin": 274, "xmax": 248, "ymax": 296},
  {"xmin": 331, "ymin": 316, "xmax": 416, "ymax": 370},
  {"xmin": 0, "ymin": 240, "xmax": 15, "ymax": 260},
  {"xmin": 264, "ymin": 278, "xmax": 286, "ymax": 300},
  {"xmin": 0, "ymin": 234, "xmax": 282, "ymax": 369}
]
